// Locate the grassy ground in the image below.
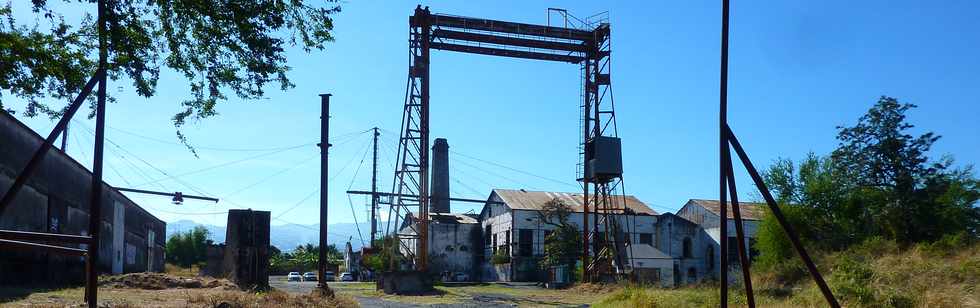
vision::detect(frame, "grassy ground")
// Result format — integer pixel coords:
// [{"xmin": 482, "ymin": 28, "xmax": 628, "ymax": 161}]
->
[{"xmin": 594, "ymin": 241, "xmax": 980, "ymax": 308}]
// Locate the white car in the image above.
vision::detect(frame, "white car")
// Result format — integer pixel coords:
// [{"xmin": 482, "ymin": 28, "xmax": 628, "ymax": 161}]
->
[
  {"xmin": 286, "ymin": 272, "xmax": 302, "ymax": 282},
  {"xmin": 303, "ymin": 272, "xmax": 318, "ymax": 282},
  {"xmin": 339, "ymin": 272, "xmax": 354, "ymax": 282}
]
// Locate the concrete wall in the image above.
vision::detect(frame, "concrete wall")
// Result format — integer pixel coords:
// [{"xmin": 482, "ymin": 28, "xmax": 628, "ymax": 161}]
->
[
  {"xmin": 223, "ymin": 209, "xmax": 270, "ymax": 289},
  {"xmin": 427, "ymin": 222, "xmax": 479, "ymax": 277},
  {"xmin": 668, "ymin": 207, "xmax": 760, "ymax": 283},
  {"xmin": 0, "ymin": 112, "xmax": 165, "ymax": 285},
  {"xmin": 478, "ymin": 191, "xmax": 660, "ymax": 282},
  {"xmin": 655, "ymin": 214, "xmax": 714, "ymax": 284}
]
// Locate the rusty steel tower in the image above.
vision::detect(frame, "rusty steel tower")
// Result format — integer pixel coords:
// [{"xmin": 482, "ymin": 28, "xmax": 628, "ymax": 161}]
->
[{"xmin": 386, "ymin": 6, "xmax": 629, "ymax": 279}]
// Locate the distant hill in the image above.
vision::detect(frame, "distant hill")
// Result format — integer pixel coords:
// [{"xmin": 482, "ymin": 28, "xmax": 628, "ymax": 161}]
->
[{"xmin": 165, "ymin": 219, "xmax": 376, "ymax": 252}]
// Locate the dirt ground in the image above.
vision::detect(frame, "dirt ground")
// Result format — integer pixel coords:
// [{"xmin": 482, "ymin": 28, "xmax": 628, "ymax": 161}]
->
[
  {"xmin": 2, "ymin": 275, "xmax": 611, "ymax": 308},
  {"xmin": 270, "ymin": 275, "xmax": 616, "ymax": 307},
  {"xmin": 1, "ymin": 274, "xmax": 355, "ymax": 308}
]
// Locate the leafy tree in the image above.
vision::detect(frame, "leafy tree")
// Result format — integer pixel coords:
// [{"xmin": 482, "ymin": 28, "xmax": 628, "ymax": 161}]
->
[
  {"xmin": 1, "ymin": 0, "xmax": 340, "ymax": 150},
  {"xmin": 832, "ymin": 96, "xmax": 979, "ymax": 243},
  {"xmin": 362, "ymin": 236, "xmax": 404, "ymax": 273},
  {"xmin": 537, "ymin": 198, "xmax": 580, "ymax": 269},
  {"xmin": 758, "ymin": 96, "xmax": 980, "ymax": 258},
  {"xmin": 165, "ymin": 226, "xmax": 210, "ymax": 267}
]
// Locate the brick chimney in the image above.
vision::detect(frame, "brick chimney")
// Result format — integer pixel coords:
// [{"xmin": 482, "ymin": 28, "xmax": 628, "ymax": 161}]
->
[{"xmin": 430, "ymin": 138, "xmax": 450, "ymax": 213}]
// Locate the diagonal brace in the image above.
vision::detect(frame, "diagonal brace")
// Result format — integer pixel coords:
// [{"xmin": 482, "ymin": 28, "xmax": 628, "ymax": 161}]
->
[{"xmin": 726, "ymin": 124, "xmax": 841, "ymax": 308}]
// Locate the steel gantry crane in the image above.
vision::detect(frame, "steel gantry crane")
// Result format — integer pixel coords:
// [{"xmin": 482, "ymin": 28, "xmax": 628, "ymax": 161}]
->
[{"xmin": 385, "ymin": 6, "xmax": 630, "ymax": 281}]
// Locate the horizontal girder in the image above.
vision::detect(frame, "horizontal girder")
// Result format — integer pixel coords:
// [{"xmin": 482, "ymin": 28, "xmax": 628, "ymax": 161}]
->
[
  {"xmin": 421, "ymin": 14, "xmax": 595, "ymax": 41},
  {"xmin": 431, "ymin": 29, "xmax": 588, "ymax": 53},
  {"xmin": 430, "ymin": 42, "xmax": 584, "ymax": 63}
]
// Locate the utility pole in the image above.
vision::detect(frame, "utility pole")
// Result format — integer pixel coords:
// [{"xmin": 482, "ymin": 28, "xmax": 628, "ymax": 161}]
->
[
  {"xmin": 318, "ymin": 93, "xmax": 331, "ymax": 291},
  {"xmin": 86, "ymin": 0, "xmax": 108, "ymax": 305},
  {"xmin": 370, "ymin": 127, "xmax": 379, "ymax": 245}
]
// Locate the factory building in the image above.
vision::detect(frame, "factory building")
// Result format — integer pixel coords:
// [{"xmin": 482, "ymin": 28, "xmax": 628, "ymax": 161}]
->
[
  {"xmin": 395, "ymin": 137, "xmax": 763, "ymax": 286},
  {"xmin": 0, "ymin": 112, "xmax": 166, "ymax": 285}
]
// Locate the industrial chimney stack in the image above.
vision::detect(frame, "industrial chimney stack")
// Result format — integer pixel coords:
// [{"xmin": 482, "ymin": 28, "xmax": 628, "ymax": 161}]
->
[{"xmin": 430, "ymin": 138, "xmax": 450, "ymax": 213}]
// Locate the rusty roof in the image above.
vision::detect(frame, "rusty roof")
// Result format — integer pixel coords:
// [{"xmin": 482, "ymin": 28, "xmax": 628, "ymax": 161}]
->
[
  {"xmin": 493, "ymin": 189, "xmax": 657, "ymax": 215},
  {"xmin": 685, "ymin": 199, "xmax": 766, "ymax": 220}
]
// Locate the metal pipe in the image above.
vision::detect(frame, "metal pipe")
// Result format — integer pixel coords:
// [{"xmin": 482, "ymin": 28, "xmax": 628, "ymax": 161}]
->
[
  {"xmin": 727, "ymin": 125, "xmax": 840, "ymax": 308},
  {"xmin": 0, "ymin": 230, "xmax": 93, "ymax": 244},
  {"xmin": 718, "ymin": 0, "xmax": 731, "ymax": 304},
  {"xmin": 114, "ymin": 187, "xmax": 219, "ymax": 203},
  {"xmin": 371, "ymin": 128, "xmax": 379, "ymax": 245},
  {"xmin": 724, "ymin": 151, "xmax": 756, "ymax": 307}
]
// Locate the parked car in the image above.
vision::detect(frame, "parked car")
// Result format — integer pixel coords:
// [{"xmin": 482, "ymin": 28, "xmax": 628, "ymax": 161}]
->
[
  {"xmin": 287, "ymin": 272, "xmax": 302, "ymax": 282},
  {"xmin": 303, "ymin": 272, "xmax": 318, "ymax": 282},
  {"xmin": 323, "ymin": 271, "xmax": 335, "ymax": 281},
  {"xmin": 453, "ymin": 272, "xmax": 469, "ymax": 282},
  {"xmin": 338, "ymin": 272, "xmax": 354, "ymax": 282}
]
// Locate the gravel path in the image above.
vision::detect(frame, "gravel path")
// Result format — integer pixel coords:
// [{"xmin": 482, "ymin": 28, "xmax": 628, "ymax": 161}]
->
[{"xmin": 270, "ymin": 276, "xmax": 587, "ymax": 308}]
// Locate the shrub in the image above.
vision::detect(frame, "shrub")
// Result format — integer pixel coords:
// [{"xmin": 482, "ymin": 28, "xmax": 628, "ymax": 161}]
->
[
  {"xmin": 920, "ymin": 231, "xmax": 974, "ymax": 257},
  {"xmin": 829, "ymin": 254, "xmax": 875, "ymax": 305},
  {"xmin": 754, "ymin": 203, "xmax": 811, "ymax": 271},
  {"xmin": 491, "ymin": 249, "xmax": 511, "ymax": 265}
]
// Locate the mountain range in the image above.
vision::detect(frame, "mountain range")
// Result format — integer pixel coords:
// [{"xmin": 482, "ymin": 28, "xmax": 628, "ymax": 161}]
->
[{"xmin": 166, "ymin": 219, "xmax": 377, "ymax": 252}]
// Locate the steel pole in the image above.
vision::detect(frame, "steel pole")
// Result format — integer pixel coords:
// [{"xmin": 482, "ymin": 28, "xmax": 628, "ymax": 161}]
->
[
  {"xmin": 371, "ymin": 128, "xmax": 379, "ymax": 245},
  {"xmin": 86, "ymin": 1, "xmax": 108, "ymax": 305},
  {"xmin": 718, "ymin": 0, "xmax": 731, "ymax": 305},
  {"xmin": 318, "ymin": 93, "xmax": 332, "ymax": 290}
]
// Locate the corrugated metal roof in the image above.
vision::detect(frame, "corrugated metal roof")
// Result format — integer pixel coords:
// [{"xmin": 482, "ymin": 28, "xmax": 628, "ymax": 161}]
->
[
  {"xmin": 493, "ymin": 188, "xmax": 657, "ymax": 215},
  {"xmin": 687, "ymin": 199, "xmax": 766, "ymax": 220}
]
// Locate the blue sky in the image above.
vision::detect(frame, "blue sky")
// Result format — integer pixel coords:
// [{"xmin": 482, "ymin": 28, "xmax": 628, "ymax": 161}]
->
[{"xmin": 7, "ymin": 1, "xmax": 979, "ymax": 227}]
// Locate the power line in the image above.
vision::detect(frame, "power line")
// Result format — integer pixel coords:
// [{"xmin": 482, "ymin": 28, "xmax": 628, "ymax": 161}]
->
[
  {"xmin": 272, "ymin": 188, "xmax": 319, "ymax": 220},
  {"xmin": 129, "ymin": 143, "xmax": 313, "ymax": 187},
  {"xmin": 108, "ymin": 125, "xmax": 369, "ymax": 152},
  {"xmin": 451, "ymin": 150, "xmax": 580, "ymax": 189},
  {"xmin": 222, "ymin": 153, "xmax": 318, "ymax": 199}
]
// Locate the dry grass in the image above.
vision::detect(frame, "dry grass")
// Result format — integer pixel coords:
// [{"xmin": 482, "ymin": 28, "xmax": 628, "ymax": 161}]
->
[
  {"xmin": 164, "ymin": 264, "xmax": 202, "ymax": 278},
  {"xmin": 595, "ymin": 243, "xmax": 980, "ymax": 308},
  {"xmin": 2, "ymin": 271, "xmax": 357, "ymax": 308},
  {"xmin": 1, "ymin": 286, "xmax": 358, "ymax": 308},
  {"xmin": 187, "ymin": 289, "xmax": 358, "ymax": 308}
]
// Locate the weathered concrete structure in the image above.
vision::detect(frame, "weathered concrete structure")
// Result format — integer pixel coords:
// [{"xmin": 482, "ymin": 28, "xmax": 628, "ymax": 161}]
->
[
  {"xmin": 398, "ymin": 212, "xmax": 481, "ymax": 280},
  {"xmin": 395, "ymin": 186, "xmax": 764, "ymax": 286},
  {"xmin": 0, "ymin": 112, "xmax": 165, "ymax": 285},
  {"xmin": 676, "ymin": 199, "xmax": 763, "ymax": 282},
  {"xmin": 223, "ymin": 209, "xmax": 270, "ymax": 289},
  {"xmin": 479, "ymin": 189, "xmax": 659, "ymax": 282}
]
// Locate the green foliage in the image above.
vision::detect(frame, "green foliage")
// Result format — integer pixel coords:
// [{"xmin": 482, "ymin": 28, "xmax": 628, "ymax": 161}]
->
[
  {"xmin": 361, "ymin": 236, "xmax": 404, "ymax": 272},
  {"xmin": 537, "ymin": 198, "xmax": 580, "ymax": 269},
  {"xmin": 1, "ymin": 0, "xmax": 340, "ymax": 150},
  {"xmin": 269, "ymin": 243, "xmax": 342, "ymax": 274},
  {"xmin": 758, "ymin": 96, "xmax": 980, "ymax": 254},
  {"xmin": 755, "ymin": 203, "xmax": 810, "ymax": 271},
  {"xmin": 920, "ymin": 231, "xmax": 975, "ymax": 257},
  {"xmin": 165, "ymin": 226, "xmax": 210, "ymax": 267},
  {"xmin": 829, "ymin": 254, "xmax": 876, "ymax": 305},
  {"xmin": 491, "ymin": 248, "xmax": 511, "ymax": 265}
]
